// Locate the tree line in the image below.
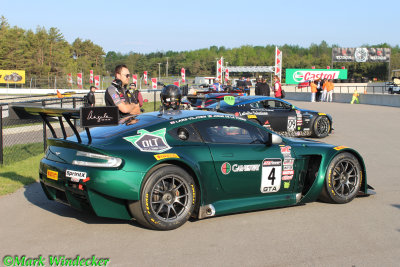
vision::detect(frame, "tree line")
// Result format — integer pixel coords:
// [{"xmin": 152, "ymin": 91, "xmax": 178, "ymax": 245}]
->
[{"xmin": 1, "ymin": 16, "xmax": 399, "ymax": 85}]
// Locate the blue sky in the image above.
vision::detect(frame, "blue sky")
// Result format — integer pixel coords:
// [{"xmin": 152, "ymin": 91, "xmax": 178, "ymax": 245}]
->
[{"xmin": 1, "ymin": 0, "xmax": 398, "ymax": 54}]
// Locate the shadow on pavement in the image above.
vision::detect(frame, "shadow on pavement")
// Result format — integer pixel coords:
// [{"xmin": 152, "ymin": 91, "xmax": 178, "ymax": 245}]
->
[{"xmin": 23, "ymin": 182, "xmax": 143, "ymax": 227}]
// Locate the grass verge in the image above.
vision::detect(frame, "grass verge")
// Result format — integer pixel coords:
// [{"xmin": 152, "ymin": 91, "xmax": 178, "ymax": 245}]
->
[{"xmin": 0, "ymin": 153, "xmax": 43, "ymax": 196}]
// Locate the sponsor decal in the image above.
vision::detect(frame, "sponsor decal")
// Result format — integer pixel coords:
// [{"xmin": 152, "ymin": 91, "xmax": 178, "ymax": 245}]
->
[
  {"xmin": 287, "ymin": 117, "xmax": 296, "ymax": 132},
  {"xmin": 80, "ymin": 106, "xmax": 119, "ymax": 127},
  {"xmin": 222, "ymin": 163, "xmax": 261, "ymax": 174},
  {"xmin": 282, "ymin": 175, "xmax": 293, "ymax": 181},
  {"xmin": 283, "ymin": 159, "xmax": 294, "ymax": 165},
  {"xmin": 318, "ymin": 113, "xmax": 326, "ymax": 116},
  {"xmin": 333, "ymin": 145, "xmax": 348, "ymax": 151},
  {"xmin": 280, "ymin": 146, "xmax": 292, "ymax": 158},
  {"xmin": 124, "ymin": 128, "xmax": 171, "ymax": 153},
  {"xmin": 247, "ymin": 115, "xmax": 257, "ymax": 119},
  {"xmin": 154, "ymin": 153, "xmax": 180, "ymax": 160},
  {"xmin": 221, "ymin": 162, "xmax": 231, "ymax": 175},
  {"xmin": 47, "ymin": 170, "xmax": 58, "ymax": 180},
  {"xmin": 284, "ymin": 182, "xmax": 290, "ymax": 189},
  {"xmin": 66, "ymin": 170, "xmax": 87, "ymax": 182},
  {"xmin": 261, "ymin": 159, "xmax": 282, "ymax": 193},
  {"xmin": 283, "ymin": 165, "xmax": 293, "ymax": 170},
  {"xmin": 224, "ymin": 95, "xmax": 235, "ymax": 105},
  {"xmin": 282, "ymin": 170, "xmax": 294, "ymax": 176}
]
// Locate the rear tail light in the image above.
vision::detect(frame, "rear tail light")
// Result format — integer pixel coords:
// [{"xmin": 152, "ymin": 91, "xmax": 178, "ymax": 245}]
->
[{"xmin": 72, "ymin": 151, "xmax": 122, "ymax": 168}]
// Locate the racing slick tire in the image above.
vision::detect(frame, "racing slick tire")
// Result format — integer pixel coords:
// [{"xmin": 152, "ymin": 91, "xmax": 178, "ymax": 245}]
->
[
  {"xmin": 129, "ymin": 165, "xmax": 197, "ymax": 230},
  {"xmin": 312, "ymin": 116, "xmax": 330, "ymax": 138},
  {"xmin": 319, "ymin": 152, "xmax": 362, "ymax": 204}
]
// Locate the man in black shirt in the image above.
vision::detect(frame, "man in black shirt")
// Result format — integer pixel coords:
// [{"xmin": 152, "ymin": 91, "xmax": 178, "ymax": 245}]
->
[
  {"xmin": 105, "ymin": 64, "xmax": 140, "ymax": 117},
  {"xmin": 85, "ymin": 86, "xmax": 96, "ymax": 107}
]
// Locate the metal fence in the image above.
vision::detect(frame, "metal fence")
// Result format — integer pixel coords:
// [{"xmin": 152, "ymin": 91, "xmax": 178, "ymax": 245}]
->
[{"xmin": 0, "ymin": 96, "xmax": 85, "ymax": 165}]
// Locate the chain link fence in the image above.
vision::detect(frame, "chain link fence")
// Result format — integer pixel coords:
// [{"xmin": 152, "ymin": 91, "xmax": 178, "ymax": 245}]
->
[{"xmin": 0, "ymin": 96, "xmax": 85, "ymax": 165}]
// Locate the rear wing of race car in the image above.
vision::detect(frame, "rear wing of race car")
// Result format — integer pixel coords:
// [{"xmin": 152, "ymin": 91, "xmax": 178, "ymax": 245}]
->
[{"xmin": 10, "ymin": 104, "xmax": 119, "ymax": 144}]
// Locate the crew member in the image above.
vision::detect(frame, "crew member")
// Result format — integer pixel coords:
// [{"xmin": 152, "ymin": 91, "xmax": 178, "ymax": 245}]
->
[
  {"xmin": 310, "ymin": 80, "xmax": 317, "ymax": 102},
  {"xmin": 105, "ymin": 64, "xmax": 140, "ymax": 117}
]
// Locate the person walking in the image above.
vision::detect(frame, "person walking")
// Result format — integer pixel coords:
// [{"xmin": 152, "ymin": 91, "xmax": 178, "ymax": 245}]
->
[
  {"xmin": 310, "ymin": 80, "xmax": 317, "ymax": 102},
  {"xmin": 273, "ymin": 75, "xmax": 282, "ymax": 98},
  {"xmin": 351, "ymin": 89, "xmax": 360, "ymax": 104}
]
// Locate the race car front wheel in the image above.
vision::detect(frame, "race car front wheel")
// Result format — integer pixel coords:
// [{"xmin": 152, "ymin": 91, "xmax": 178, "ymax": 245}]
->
[
  {"xmin": 319, "ymin": 152, "xmax": 362, "ymax": 204},
  {"xmin": 312, "ymin": 116, "xmax": 330, "ymax": 138},
  {"xmin": 129, "ymin": 165, "xmax": 197, "ymax": 230}
]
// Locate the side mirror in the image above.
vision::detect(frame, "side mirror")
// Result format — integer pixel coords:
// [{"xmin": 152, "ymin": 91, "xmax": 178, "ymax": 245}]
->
[{"xmin": 271, "ymin": 134, "xmax": 283, "ymax": 145}]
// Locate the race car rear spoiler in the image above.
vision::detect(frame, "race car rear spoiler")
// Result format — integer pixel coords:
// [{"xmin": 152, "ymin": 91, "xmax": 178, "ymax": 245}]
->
[{"xmin": 11, "ymin": 104, "xmax": 119, "ymax": 144}]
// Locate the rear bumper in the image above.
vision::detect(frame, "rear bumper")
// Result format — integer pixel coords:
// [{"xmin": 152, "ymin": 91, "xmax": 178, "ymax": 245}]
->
[{"xmin": 39, "ymin": 158, "xmax": 145, "ymax": 220}]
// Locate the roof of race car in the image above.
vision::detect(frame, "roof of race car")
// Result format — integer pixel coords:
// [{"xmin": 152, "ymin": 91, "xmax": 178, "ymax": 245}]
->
[{"xmin": 207, "ymin": 96, "xmax": 292, "ymax": 108}]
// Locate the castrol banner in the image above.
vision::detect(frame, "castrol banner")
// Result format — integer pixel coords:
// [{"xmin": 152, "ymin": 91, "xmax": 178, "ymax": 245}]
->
[
  {"xmin": 285, "ymin": 69, "xmax": 348, "ymax": 84},
  {"xmin": 77, "ymin": 73, "xmax": 83, "ymax": 89},
  {"xmin": 132, "ymin": 74, "xmax": 137, "ymax": 85}
]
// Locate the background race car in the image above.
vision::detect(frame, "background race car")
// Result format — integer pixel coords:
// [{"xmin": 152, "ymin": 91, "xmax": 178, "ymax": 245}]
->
[
  {"xmin": 13, "ymin": 106, "xmax": 372, "ymax": 230},
  {"xmin": 206, "ymin": 96, "xmax": 333, "ymax": 138}
]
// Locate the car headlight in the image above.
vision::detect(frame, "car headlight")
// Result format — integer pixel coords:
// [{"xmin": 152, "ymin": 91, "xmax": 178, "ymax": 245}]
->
[{"xmin": 72, "ymin": 151, "xmax": 122, "ymax": 168}]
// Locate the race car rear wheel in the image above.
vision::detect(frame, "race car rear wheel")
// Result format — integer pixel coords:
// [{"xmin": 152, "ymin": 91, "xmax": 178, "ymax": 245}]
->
[
  {"xmin": 319, "ymin": 152, "xmax": 362, "ymax": 204},
  {"xmin": 312, "ymin": 116, "xmax": 330, "ymax": 138},
  {"xmin": 129, "ymin": 165, "xmax": 197, "ymax": 230}
]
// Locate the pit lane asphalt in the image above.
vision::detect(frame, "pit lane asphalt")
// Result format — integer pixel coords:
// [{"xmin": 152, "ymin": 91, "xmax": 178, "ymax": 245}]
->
[{"xmin": 1, "ymin": 100, "xmax": 399, "ymax": 267}]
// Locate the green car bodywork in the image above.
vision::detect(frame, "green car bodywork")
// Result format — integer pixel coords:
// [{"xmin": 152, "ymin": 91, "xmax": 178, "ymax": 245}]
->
[{"xmin": 38, "ymin": 110, "xmax": 370, "ymax": 229}]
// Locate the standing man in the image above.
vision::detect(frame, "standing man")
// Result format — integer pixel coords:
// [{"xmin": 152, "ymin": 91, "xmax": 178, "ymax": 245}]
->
[
  {"xmin": 105, "ymin": 64, "xmax": 140, "ymax": 117},
  {"xmin": 326, "ymin": 79, "xmax": 334, "ymax": 102},
  {"xmin": 310, "ymin": 80, "xmax": 317, "ymax": 102},
  {"xmin": 256, "ymin": 78, "xmax": 270, "ymax": 96},
  {"xmin": 85, "ymin": 86, "xmax": 96, "ymax": 107}
]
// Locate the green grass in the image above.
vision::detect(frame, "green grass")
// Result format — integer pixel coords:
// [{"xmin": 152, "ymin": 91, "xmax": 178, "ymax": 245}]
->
[
  {"xmin": 0, "ymin": 153, "xmax": 43, "ymax": 196},
  {"xmin": 142, "ymin": 101, "xmax": 161, "ymax": 112},
  {"xmin": 0, "ymin": 143, "xmax": 44, "ymax": 196}
]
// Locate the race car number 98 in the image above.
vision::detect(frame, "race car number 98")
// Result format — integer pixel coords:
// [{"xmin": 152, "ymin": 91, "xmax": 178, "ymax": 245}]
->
[{"xmin": 261, "ymin": 159, "xmax": 282, "ymax": 193}]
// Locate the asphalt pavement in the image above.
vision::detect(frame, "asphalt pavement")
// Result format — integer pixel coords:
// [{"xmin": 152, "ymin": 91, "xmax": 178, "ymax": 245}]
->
[{"xmin": 0, "ymin": 100, "xmax": 399, "ymax": 267}]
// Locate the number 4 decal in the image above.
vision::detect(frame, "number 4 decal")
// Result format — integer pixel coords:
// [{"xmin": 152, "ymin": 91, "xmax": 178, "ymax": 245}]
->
[{"xmin": 261, "ymin": 159, "xmax": 282, "ymax": 193}]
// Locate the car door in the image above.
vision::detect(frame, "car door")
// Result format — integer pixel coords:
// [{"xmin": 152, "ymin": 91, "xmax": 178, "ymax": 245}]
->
[
  {"xmin": 262, "ymin": 100, "xmax": 297, "ymax": 132},
  {"xmin": 193, "ymin": 118, "xmax": 294, "ymax": 196}
]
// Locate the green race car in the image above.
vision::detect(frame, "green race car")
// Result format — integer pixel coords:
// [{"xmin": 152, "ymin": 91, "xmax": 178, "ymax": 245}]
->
[{"xmin": 18, "ymin": 106, "xmax": 373, "ymax": 230}]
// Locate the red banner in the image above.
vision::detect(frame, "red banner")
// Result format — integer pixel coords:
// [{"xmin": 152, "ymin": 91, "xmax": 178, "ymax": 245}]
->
[
  {"xmin": 89, "ymin": 70, "xmax": 94, "ymax": 84},
  {"xmin": 151, "ymin": 78, "xmax": 157, "ymax": 89},
  {"xmin": 275, "ymin": 47, "xmax": 282, "ymax": 81},
  {"xmin": 143, "ymin": 71, "xmax": 148, "ymax": 85},
  {"xmin": 94, "ymin": 75, "xmax": 100, "ymax": 89},
  {"xmin": 225, "ymin": 68, "xmax": 229, "ymax": 81},
  {"xmin": 67, "ymin": 73, "xmax": 73, "ymax": 85},
  {"xmin": 173, "ymin": 81, "xmax": 180, "ymax": 87},
  {"xmin": 77, "ymin": 73, "xmax": 83, "ymax": 89},
  {"xmin": 132, "ymin": 74, "xmax": 137, "ymax": 85},
  {"xmin": 181, "ymin": 68, "xmax": 185, "ymax": 83}
]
